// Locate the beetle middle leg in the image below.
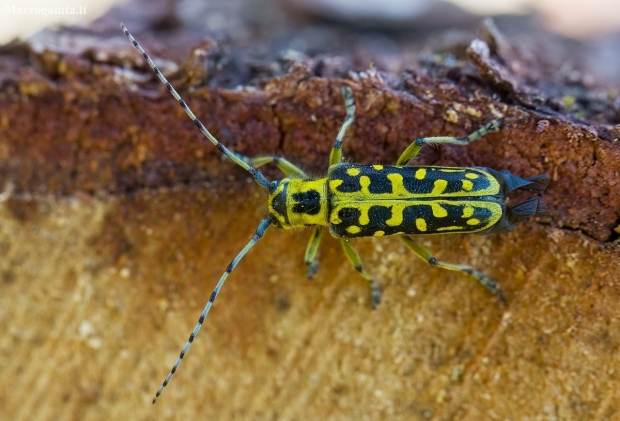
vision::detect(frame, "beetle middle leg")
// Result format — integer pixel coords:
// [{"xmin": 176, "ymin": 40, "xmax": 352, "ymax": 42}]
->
[
  {"xmin": 400, "ymin": 235, "xmax": 505, "ymax": 303},
  {"xmin": 340, "ymin": 239, "xmax": 381, "ymax": 309},
  {"xmin": 395, "ymin": 120, "xmax": 502, "ymax": 165}
]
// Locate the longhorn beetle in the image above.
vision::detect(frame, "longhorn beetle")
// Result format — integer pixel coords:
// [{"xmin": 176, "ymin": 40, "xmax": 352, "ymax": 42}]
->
[{"xmin": 121, "ymin": 23, "xmax": 549, "ymax": 403}]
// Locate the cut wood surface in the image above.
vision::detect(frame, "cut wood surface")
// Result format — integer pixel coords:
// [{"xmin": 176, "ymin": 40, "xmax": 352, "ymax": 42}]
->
[{"xmin": 0, "ymin": 0, "xmax": 619, "ymax": 420}]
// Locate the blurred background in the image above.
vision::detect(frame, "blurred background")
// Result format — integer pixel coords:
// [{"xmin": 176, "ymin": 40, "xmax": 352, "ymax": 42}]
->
[
  {"xmin": 1, "ymin": 0, "xmax": 620, "ymax": 43},
  {"xmin": 3, "ymin": 0, "xmax": 620, "ymax": 89}
]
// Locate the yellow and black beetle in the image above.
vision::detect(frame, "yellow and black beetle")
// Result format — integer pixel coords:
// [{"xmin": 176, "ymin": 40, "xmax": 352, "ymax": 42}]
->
[{"xmin": 121, "ymin": 24, "xmax": 549, "ymax": 403}]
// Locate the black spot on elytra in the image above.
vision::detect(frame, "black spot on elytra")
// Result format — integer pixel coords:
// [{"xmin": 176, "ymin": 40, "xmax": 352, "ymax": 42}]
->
[
  {"xmin": 338, "ymin": 207, "xmax": 360, "ymax": 221},
  {"xmin": 367, "ymin": 169, "xmax": 393, "ymax": 194}
]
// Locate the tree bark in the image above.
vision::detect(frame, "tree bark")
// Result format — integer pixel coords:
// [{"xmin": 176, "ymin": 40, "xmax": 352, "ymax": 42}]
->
[{"xmin": 0, "ymin": 1, "xmax": 619, "ymax": 420}]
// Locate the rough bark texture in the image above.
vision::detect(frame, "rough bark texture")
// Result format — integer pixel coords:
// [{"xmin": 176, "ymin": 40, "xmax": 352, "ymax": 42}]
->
[{"xmin": 0, "ymin": 0, "xmax": 619, "ymax": 420}]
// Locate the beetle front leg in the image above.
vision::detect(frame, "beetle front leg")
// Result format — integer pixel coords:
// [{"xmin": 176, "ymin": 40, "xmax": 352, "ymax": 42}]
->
[
  {"xmin": 234, "ymin": 154, "xmax": 309, "ymax": 178},
  {"xmin": 329, "ymin": 85, "xmax": 356, "ymax": 166},
  {"xmin": 304, "ymin": 227, "xmax": 324, "ymax": 278}
]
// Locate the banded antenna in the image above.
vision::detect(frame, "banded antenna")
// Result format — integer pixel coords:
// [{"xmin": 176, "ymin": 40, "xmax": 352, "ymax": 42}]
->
[
  {"xmin": 121, "ymin": 23, "xmax": 273, "ymax": 403},
  {"xmin": 120, "ymin": 23, "xmax": 270, "ymax": 190}
]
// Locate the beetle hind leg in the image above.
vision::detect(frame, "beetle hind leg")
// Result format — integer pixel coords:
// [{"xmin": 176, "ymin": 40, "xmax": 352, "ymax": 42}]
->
[{"xmin": 401, "ymin": 236, "xmax": 506, "ymax": 303}]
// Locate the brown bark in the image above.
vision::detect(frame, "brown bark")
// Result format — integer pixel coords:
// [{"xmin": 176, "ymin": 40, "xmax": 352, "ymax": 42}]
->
[{"xmin": 0, "ymin": 1, "xmax": 619, "ymax": 420}]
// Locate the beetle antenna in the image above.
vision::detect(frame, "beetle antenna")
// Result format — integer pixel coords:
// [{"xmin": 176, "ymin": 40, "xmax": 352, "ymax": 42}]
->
[
  {"xmin": 152, "ymin": 218, "xmax": 271, "ymax": 403},
  {"xmin": 120, "ymin": 23, "xmax": 270, "ymax": 189}
]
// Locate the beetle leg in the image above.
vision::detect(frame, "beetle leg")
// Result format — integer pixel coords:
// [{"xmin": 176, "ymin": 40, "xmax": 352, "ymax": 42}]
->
[
  {"xmin": 400, "ymin": 235, "xmax": 505, "ymax": 303},
  {"xmin": 396, "ymin": 120, "xmax": 501, "ymax": 165},
  {"xmin": 304, "ymin": 227, "xmax": 324, "ymax": 278},
  {"xmin": 232, "ymin": 154, "xmax": 309, "ymax": 178},
  {"xmin": 340, "ymin": 239, "xmax": 381, "ymax": 309},
  {"xmin": 329, "ymin": 85, "xmax": 356, "ymax": 166}
]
